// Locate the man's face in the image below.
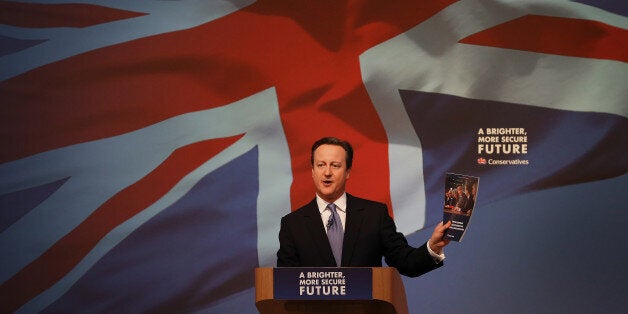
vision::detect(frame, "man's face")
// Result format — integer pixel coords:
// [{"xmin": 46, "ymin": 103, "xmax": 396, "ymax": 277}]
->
[{"xmin": 312, "ymin": 144, "xmax": 350, "ymax": 203}]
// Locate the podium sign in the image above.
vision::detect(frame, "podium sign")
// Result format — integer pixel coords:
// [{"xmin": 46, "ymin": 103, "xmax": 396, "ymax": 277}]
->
[
  {"xmin": 273, "ymin": 267, "xmax": 372, "ymax": 300},
  {"xmin": 255, "ymin": 267, "xmax": 408, "ymax": 314}
]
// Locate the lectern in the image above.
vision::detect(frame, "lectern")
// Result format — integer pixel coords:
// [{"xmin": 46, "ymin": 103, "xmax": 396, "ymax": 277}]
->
[{"xmin": 255, "ymin": 267, "xmax": 408, "ymax": 314}]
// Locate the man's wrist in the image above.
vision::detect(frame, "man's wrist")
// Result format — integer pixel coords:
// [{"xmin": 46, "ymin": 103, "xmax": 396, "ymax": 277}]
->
[{"xmin": 426, "ymin": 241, "xmax": 445, "ymax": 262}]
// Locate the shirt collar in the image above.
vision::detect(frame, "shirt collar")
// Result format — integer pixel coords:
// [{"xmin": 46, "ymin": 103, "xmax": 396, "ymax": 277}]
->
[{"xmin": 316, "ymin": 193, "xmax": 347, "ymax": 214}]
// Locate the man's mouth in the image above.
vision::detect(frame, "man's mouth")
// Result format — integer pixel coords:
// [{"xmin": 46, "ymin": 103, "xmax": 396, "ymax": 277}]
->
[{"xmin": 323, "ymin": 180, "xmax": 333, "ymax": 185}]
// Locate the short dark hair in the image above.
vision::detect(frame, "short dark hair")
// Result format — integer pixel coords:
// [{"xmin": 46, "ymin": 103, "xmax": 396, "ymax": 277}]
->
[{"xmin": 310, "ymin": 137, "xmax": 353, "ymax": 169}]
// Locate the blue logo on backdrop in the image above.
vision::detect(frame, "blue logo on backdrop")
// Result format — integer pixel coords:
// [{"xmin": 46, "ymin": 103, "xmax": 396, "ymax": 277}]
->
[{"xmin": 273, "ymin": 268, "xmax": 372, "ymax": 300}]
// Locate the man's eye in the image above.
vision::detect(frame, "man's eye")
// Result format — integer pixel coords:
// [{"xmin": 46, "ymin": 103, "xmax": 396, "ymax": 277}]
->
[{"xmin": 332, "ymin": 164, "xmax": 341, "ymax": 169}]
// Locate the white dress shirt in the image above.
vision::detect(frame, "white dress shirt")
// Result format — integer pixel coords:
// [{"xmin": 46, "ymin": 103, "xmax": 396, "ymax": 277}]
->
[{"xmin": 316, "ymin": 193, "xmax": 347, "ymax": 232}]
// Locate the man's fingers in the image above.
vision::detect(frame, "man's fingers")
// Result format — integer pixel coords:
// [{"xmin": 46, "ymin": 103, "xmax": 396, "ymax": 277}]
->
[{"xmin": 437, "ymin": 220, "xmax": 452, "ymax": 232}]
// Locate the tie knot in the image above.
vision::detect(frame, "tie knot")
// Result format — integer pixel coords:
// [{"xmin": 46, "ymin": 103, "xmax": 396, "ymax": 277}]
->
[{"xmin": 327, "ymin": 203, "xmax": 337, "ymax": 213}]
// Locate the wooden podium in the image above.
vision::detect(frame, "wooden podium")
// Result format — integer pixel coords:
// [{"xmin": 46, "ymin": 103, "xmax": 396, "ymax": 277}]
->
[{"xmin": 255, "ymin": 267, "xmax": 408, "ymax": 314}]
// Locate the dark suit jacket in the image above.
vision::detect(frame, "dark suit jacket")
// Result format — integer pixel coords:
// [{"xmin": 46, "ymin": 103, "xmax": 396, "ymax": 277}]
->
[{"xmin": 276, "ymin": 194, "xmax": 442, "ymax": 277}]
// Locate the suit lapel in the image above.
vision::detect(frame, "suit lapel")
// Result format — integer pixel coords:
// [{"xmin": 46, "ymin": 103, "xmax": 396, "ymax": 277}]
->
[
  {"xmin": 341, "ymin": 194, "xmax": 365, "ymax": 266},
  {"xmin": 302, "ymin": 199, "xmax": 336, "ymax": 266}
]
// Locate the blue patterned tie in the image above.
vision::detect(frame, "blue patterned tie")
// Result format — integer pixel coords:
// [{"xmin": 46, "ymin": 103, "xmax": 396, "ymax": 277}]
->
[{"xmin": 326, "ymin": 203, "xmax": 343, "ymax": 266}]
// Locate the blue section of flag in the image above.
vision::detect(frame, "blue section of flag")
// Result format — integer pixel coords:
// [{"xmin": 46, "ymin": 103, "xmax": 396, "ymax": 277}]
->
[
  {"xmin": 400, "ymin": 90, "xmax": 628, "ymax": 225},
  {"xmin": 0, "ymin": 177, "xmax": 69, "ymax": 233},
  {"xmin": 574, "ymin": 0, "xmax": 628, "ymax": 16},
  {"xmin": 43, "ymin": 147, "xmax": 260, "ymax": 313},
  {"xmin": 0, "ymin": 35, "xmax": 47, "ymax": 57}
]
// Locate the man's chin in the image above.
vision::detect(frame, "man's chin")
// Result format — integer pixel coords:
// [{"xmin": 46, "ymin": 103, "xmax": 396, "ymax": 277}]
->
[{"xmin": 318, "ymin": 190, "xmax": 340, "ymax": 202}]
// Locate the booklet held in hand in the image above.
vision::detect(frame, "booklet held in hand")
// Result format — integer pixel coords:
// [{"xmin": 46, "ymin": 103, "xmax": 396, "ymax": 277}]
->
[{"xmin": 443, "ymin": 173, "xmax": 479, "ymax": 242}]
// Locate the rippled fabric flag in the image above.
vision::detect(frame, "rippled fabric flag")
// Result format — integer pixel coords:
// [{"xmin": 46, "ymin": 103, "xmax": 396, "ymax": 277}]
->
[{"xmin": 0, "ymin": 0, "xmax": 626, "ymax": 313}]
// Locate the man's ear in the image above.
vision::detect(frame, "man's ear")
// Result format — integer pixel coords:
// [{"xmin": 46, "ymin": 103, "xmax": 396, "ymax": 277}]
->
[{"xmin": 346, "ymin": 169, "xmax": 351, "ymax": 179}]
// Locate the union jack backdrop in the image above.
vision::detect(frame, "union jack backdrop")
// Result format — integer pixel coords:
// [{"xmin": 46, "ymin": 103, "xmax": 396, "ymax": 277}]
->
[{"xmin": 1, "ymin": 0, "xmax": 626, "ymax": 313}]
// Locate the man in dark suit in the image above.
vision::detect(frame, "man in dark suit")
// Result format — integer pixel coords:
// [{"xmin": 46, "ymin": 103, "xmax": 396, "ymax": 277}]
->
[{"xmin": 277, "ymin": 137, "xmax": 451, "ymax": 277}]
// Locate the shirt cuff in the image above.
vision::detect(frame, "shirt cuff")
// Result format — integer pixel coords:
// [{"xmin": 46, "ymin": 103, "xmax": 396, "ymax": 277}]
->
[{"xmin": 426, "ymin": 241, "xmax": 445, "ymax": 263}]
